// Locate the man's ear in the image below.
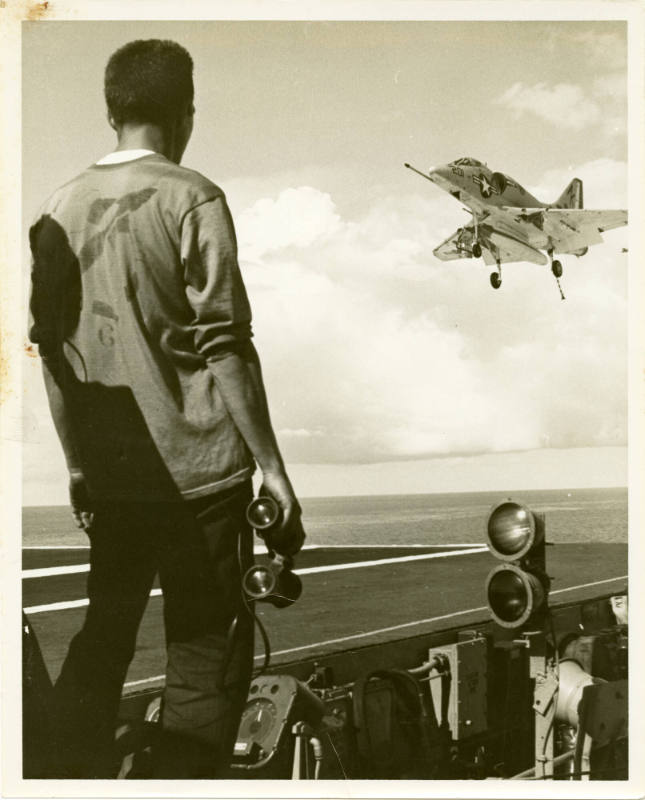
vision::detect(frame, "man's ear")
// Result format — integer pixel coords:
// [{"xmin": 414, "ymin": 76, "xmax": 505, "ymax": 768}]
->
[{"xmin": 107, "ymin": 113, "xmax": 117, "ymax": 132}]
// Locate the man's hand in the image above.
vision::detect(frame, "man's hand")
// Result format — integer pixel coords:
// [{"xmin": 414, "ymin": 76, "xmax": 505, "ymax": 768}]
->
[
  {"xmin": 69, "ymin": 471, "xmax": 94, "ymax": 532},
  {"xmin": 260, "ymin": 471, "xmax": 306, "ymax": 557}
]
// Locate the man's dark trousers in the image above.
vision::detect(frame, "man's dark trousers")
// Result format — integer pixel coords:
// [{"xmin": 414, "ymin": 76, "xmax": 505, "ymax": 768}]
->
[{"xmin": 50, "ymin": 481, "xmax": 255, "ymax": 778}]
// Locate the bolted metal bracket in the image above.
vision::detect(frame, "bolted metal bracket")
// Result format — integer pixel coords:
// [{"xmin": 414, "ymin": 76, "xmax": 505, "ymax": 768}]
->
[{"xmin": 532, "ymin": 671, "xmax": 558, "ymax": 716}]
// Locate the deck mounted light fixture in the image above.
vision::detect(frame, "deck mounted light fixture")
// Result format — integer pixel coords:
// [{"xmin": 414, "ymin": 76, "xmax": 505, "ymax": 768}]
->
[{"xmin": 485, "ymin": 500, "xmax": 550, "ymax": 629}]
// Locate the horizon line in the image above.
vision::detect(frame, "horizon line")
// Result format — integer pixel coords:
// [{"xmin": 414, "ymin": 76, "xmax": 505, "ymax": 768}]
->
[{"xmin": 21, "ymin": 484, "xmax": 628, "ymax": 509}]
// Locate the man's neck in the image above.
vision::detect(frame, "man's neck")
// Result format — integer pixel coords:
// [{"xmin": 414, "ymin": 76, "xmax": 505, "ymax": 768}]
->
[{"xmin": 115, "ymin": 124, "xmax": 166, "ymax": 156}]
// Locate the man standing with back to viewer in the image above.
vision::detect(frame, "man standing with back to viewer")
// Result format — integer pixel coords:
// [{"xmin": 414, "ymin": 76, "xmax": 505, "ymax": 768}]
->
[{"xmin": 28, "ymin": 38, "xmax": 305, "ymax": 778}]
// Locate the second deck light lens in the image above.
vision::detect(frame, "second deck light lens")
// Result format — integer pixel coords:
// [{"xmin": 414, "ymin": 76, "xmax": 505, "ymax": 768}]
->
[{"xmin": 486, "ymin": 564, "xmax": 546, "ymax": 628}]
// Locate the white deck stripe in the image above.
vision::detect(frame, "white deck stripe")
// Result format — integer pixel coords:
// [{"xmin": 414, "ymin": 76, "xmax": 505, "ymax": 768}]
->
[
  {"xmin": 551, "ymin": 576, "xmax": 628, "ymax": 596},
  {"xmin": 290, "ymin": 543, "xmax": 482, "ymax": 549},
  {"xmin": 24, "ymin": 589, "xmax": 164, "ymax": 615},
  {"xmin": 23, "ymin": 563, "xmax": 91, "ymax": 579},
  {"xmin": 23, "ymin": 545, "xmax": 484, "ymax": 580},
  {"xmin": 22, "ymin": 542, "xmax": 481, "ymax": 550},
  {"xmin": 23, "ymin": 547, "xmax": 486, "ymax": 610},
  {"xmin": 25, "ymin": 597, "xmax": 91, "ymax": 614},
  {"xmin": 23, "ymin": 545, "xmax": 91, "ymax": 550},
  {"xmin": 23, "ymin": 544, "xmax": 326, "ymax": 553},
  {"xmin": 120, "ymin": 575, "xmax": 628, "ymax": 690},
  {"xmin": 296, "ymin": 546, "xmax": 487, "ymax": 575}
]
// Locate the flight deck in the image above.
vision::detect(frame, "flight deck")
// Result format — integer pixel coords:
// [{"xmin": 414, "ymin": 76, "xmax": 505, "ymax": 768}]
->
[{"xmin": 23, "ymin": 540, "xmax": 627, "ymax": 692}]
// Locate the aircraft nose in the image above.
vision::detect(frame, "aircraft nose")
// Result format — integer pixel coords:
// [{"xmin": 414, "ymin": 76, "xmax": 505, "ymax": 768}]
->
[
  {"xmin": 429, "ymin": 164, "xmax": 447, "ymax": 176},
  {"xmin": 427, "ymin": 165, "xmax": 445, "ymax": 182}
]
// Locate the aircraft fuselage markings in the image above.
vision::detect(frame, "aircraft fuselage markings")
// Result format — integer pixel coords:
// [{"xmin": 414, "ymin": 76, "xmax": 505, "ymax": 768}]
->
[
  {"xmin": 451, "ymin": 169, "xmax": 537, "ymax": 211},
  {"xmin": 472, "ymin": 173, "xmax": 499, "ymax": 199}
]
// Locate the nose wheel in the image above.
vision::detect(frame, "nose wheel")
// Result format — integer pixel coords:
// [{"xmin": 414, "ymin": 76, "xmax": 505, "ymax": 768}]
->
[{"xmin": 489, "ymin": 260, "xmax": 502, "ymax": 290}]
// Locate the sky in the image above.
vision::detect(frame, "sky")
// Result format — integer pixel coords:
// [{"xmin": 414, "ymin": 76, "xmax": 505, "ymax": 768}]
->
[{"xmin": 20, "ymin": 18, "xmax": 631, "ymax": 504}]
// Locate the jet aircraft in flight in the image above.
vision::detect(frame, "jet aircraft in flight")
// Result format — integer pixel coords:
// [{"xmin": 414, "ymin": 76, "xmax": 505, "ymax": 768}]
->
[{"xmin": 404, "ymin": 157, "xmax": 627, "ymax": 298}]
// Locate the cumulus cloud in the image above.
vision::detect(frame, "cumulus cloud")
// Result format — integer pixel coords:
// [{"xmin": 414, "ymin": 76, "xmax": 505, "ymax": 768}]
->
[
  {"xmin": 236, "ymin": 187, "xmax": 341, "ymax": 262},
  {"xmin": 496, "ymin": 82, "xmax": 601, "ymax": 130},
  {"xmin": 497, "ymin": 26, "xmax": 625, "ymax": 138},
  {"xmin": 495, "ymin": 74, "xmax": 626, "ymax": 139},
  {"xmin": 234, "ymin": 162, "xmax": 628, "ymax": 465}
]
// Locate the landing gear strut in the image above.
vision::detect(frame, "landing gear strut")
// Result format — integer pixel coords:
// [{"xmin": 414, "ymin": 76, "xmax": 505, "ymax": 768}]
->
[
  {"xmin": 548, "ymin": 249, "xmax": 565, "ymax": 300},
  {"xmin": 490, "ymin": 260, "xmax": 502, "ymax": 290},
  {"xmin": 471, "ymin": 214, "xmax": 482, "ymax": 259}
]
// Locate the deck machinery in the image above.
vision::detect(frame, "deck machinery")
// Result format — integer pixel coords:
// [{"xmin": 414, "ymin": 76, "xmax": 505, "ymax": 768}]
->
[
  {"xmin": 113, "ymin": 498, "xmax": 629, "ymax": 781},
  {"xmin": 23, "ymin": 498, "xmax": 628, "ymax": 780}
]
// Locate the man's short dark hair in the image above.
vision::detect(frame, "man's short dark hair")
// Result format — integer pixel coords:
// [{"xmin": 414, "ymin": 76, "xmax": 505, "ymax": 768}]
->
[{"xmin": 104, "ymin": 39, "xmax": 194, "ymax": 127}]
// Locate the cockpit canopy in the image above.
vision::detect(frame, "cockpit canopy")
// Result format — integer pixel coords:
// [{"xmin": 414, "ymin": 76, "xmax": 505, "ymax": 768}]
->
[{"xmin": 450, "ymin": 157, "xmax": 485, "ymax": 167}]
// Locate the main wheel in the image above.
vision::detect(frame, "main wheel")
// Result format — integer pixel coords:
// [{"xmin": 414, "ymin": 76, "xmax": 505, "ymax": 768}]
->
[
  {"xmin": 490, "ymin": 272, "xmax": 502, "ymax": 289},
  {"xmin": 472, "ymin": 242, "xmax": 482, "ymax": 258},
  {"xmin": 551, "ymin": 260, "xmax": 563, "ymax": 278}
]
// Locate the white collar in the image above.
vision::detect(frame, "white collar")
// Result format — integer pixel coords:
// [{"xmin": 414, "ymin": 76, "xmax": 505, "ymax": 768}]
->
[{"xmin": 95, "ymin": 149, "xmax": 157, "ymax": 165}]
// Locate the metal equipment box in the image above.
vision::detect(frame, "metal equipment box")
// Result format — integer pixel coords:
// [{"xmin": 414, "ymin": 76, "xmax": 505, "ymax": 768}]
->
[{"xmin": 428, "ymin": 636, "xmax": 488, "ymax": 740}]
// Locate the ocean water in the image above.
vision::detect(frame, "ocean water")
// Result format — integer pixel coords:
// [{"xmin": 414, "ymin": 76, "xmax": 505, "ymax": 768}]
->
[
  {"xmin": 22, "ymin": 487, "xmax": 627, "ymax": 549},
  {"xmin": 301, "ymin": 488, "xmax": 627, "ymax": 546}
]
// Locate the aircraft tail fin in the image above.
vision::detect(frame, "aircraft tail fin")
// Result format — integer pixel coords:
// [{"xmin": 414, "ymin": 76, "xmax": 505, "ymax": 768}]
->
[{"xmin": 553, "ymin": 178, "xmax": 584, "ymax": 209}]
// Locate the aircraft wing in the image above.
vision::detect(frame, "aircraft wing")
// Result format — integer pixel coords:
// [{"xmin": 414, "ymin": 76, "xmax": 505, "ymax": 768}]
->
[
  {"xmin": 502, "ymin": 207, "xmax": 627, "ymax": 253},
  {"xmin": 433, "ymin": 228, "xmax": 475, "ymax": 261},
  {"xmin": 543, "ymin": 208, "xmax": 627, "ymax": 232}
]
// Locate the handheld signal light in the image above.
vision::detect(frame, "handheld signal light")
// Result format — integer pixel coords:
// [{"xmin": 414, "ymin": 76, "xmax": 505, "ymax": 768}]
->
[
  {"xmin": 246, "ymin": 496, "xmax": 282, "ymax": 531},
  {"xmin": 243, "ymin": 495, "xmax": 302, "ymax": 608},
  {"xmin": 485, "ymin": 500, "xmax": 550, "ymax": 629}
]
